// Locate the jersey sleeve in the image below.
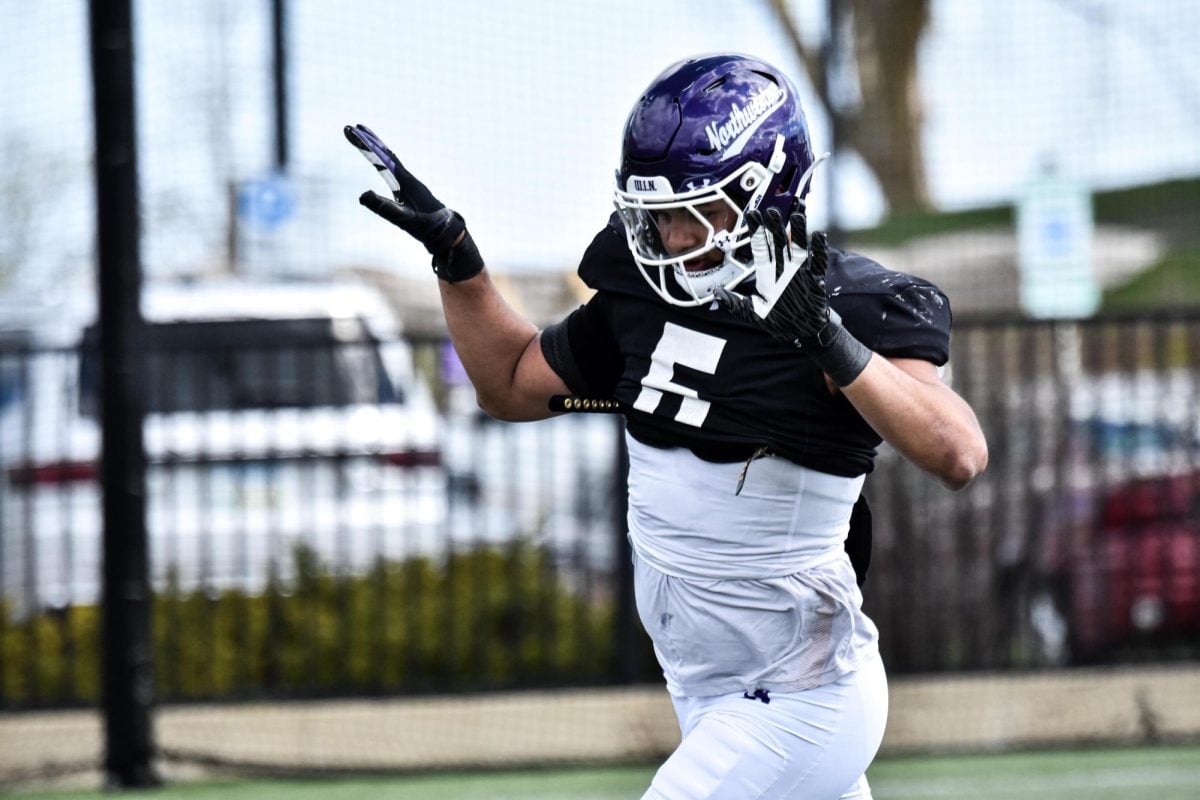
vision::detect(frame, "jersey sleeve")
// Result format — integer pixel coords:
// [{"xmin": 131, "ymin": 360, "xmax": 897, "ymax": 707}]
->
[
  {"xmin": 539, "ymin": 295, "xmax": 623, "ymax": 398},
  {"xmin": 831, "ymin": 256, "xmax": 953, "ymax": 366},
  {"xmin": 538, "ymin": 215, "xmax": 636, "ymax": 397},
  {"xmin": 870, "ymin": 284, "xmax": 952, "ymax": 365}
]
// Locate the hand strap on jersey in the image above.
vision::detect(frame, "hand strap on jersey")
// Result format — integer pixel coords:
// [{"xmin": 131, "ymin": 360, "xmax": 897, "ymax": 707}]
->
[{"xmin": 548, "ymin": 395, "xmax": 624, "ymax": 414}]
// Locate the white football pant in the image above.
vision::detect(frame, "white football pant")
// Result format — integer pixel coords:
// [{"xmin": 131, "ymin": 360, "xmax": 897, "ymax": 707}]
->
[{"xmin": 643, "ymin": 654, "xmax": 888, "ymax": 799}]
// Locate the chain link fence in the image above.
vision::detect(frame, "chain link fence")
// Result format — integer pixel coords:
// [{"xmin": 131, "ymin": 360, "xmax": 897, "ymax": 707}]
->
[{"xmin": 2, "ymin": 0, "xmax": 1198, "ymax": 786}]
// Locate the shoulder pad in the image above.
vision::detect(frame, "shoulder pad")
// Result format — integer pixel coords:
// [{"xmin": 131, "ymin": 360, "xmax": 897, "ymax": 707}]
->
[
  {"xmin": 577, "ymin": 212, "xmax": 651, "ymax": 296},
  {"xmin": 825, "ymin": 248, "xmax": 941, "ymax": 299},
  {"xmin": 826, "ymin": 247, "xmax": 953, "ymax": 365}
]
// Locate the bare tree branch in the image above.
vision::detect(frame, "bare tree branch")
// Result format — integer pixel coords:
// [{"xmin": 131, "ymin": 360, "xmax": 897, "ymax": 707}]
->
[{"xmin": 765, "ymin": 0, "xmax": 830, "ymax": 112}]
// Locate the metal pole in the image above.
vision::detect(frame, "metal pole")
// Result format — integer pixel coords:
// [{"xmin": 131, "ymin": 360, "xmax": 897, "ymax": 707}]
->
[
  {"xmin": 271, "ymin": 0, "xmax": 289, "ymax": 172},
  {"xmin": 90, "ymin": 0, "xmax": 158, "ymax": 787},
  {"xmin": 612, "ymin": 421, "xmax": 636, "ymax": 682},
  {"xmin": 823, "ymin": 0, "xmax": 845, "ymax": 242}
]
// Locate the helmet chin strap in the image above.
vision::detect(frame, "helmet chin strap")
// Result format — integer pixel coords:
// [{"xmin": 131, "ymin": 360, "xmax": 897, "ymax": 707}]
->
[{"xmin": 671, "ymin": 254, "xmax": 743, "ymax": 302}]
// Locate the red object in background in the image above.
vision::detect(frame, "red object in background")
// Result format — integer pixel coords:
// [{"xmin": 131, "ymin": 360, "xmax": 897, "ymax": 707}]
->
[
  {"xmin": 1068, "ymin": 472, "xmax": 1200, "ymax": 657},
  {"xmin": 8, "ymin": 459, "xmax": 99, "ymax": 486},
  {"xmin": 1101, "ymin": 472, "xmax": 1196, "ymax": 528}
]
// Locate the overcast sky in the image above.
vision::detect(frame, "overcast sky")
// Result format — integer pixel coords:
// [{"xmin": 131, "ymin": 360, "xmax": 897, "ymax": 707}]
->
[{"xmin": 2, "ymin": 0, "xmax": 1198, "ymax": 302}]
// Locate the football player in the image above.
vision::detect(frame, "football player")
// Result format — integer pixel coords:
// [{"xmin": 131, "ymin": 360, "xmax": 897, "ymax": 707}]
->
[{"xmin": 346, "ymin": 52, "xmax": 987, "ymax": 800}]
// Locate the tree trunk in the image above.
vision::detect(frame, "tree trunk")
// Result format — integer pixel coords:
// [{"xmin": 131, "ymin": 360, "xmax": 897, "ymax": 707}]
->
[
  {"xmin": 767, "ymin": 0, "xmax": 932, "ymax": 215},
  {"xmin": 847, "ymin": 0, "xmax": 931, "ymax": 214}
]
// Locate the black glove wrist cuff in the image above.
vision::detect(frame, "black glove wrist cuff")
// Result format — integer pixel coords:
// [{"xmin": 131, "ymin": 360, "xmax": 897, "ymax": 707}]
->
[
  {"xmin": 432, "ymin": 229, "xmax": 484, "ymax": 283},
  {"xmin": 807, "ymin": 317, "xmax": 872, "ymax": 387}
]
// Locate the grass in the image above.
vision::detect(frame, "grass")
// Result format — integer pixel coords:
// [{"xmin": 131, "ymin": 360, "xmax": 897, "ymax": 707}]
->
[
  {"xmin": 846, "ymin": 176, "xmax": 1199, "ymax": 248},
  {"xmin": 868, "ymin": 744, "xmax": 1200, "ymax": 799},
  {"xmin": 843, "ymin": 175, "xmax": 1200, "ymax": 309},
  {"xmin": 9, "ymin": 744, "xmax": 1200, "ymax": 800},
  {"xmin": 846, "ymin": 203, "xmax": 1012, "ymax": 246},
  {"xmin": 1100, "ymin": 247, "xmax": 1200, "ymax": 311}
]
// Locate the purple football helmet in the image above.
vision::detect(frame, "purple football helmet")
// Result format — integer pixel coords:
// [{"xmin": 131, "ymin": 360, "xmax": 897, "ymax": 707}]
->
[{"xmin": 613, "ymin": 53, "xmax": 819, "ymax": 306}]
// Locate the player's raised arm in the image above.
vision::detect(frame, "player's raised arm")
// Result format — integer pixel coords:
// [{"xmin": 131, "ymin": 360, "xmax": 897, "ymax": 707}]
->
[{"xmin": 344, "ymin": 124, "xmax": 568, "ymax": 421}]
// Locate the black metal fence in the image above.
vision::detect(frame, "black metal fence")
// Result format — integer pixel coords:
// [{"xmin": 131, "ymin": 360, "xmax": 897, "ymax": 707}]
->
[
  {"xmin": 2, "ymin": 312, "xmax": 1199, "ymax": 710},
  {"xmin": 871, "ymin": 312, "xmax": 1200, "ymax": 672},
  {"xmin": 0, "ymin": 322, "xmax": 635, "ymax": 709}
]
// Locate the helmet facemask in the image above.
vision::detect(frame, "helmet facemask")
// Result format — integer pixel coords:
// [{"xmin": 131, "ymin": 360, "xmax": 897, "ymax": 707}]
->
[
  {"xmin": 613, "ymin": 54, "xmax": 819, "ymax": 307},
  {"xmin": 614, "ymin": 143, "xmax": 786, "ymax": 307},
  {"xmin": 615, "ymin": 135, "xmax": 826, "ymax": 307}
]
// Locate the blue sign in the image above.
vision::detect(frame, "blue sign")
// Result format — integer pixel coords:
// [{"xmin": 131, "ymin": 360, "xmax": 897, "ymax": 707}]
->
[{"xmin": 237, "ymin": 176, "xmax": 296, "ymax": 231}]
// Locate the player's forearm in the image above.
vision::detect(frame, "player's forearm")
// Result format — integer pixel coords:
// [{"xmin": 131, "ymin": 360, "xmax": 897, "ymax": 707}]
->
[
  {"xmin": 437, "ymin": 269, "xmax": 556, "ymax": 421},
  {"xmin": 843, "ymin": 357, "xmax": 988, "ymax": 490}
]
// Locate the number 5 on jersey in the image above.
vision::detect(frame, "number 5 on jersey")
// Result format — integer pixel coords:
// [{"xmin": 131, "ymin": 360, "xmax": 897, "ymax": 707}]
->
[{"xmin": 634, "ymin": 322, "xmax": 726, "ymax": 427}]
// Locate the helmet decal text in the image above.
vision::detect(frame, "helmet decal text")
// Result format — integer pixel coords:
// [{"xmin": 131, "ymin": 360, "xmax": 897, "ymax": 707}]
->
[
  {"xmin": 625, "ymin": 175, "xmax": 674, "ymax": 195},
  {"xmin": 704, "ymin": 84, "xmax": 786, "ymax": 162}
]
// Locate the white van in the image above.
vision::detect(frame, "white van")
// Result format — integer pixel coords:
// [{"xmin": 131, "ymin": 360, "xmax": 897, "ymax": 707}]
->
[{"xmin": 0, "ymin": 279, "xmax": 445, "ymax": 614}]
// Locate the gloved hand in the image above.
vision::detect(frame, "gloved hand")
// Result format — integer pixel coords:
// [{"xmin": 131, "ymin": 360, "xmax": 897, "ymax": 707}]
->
[
  {"xmin": 715, "ymin": 208, "xmax": 872, "ymax": 387},
  {"xmin": 344, "ymin": 123, "xmax": 483, "ymax": 283}
]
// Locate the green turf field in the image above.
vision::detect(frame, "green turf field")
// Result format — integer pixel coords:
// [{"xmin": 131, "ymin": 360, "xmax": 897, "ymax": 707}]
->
[{"xmin": 10, "ymin": 744, "xmax": 1200, "ymax": 799}]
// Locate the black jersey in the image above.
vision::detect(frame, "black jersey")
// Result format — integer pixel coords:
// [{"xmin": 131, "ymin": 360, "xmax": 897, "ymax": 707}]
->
[{"xmin": 540, "ymin": 214, "xmax": 953, "ymax": 477}]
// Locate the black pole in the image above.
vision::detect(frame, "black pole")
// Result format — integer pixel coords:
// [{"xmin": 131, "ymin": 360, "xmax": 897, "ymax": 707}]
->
[
  {"xmin": 612, "ymin": 421, "xmax": 636, "ymax": 682},
  {"xmin": 823, "ymin": 0, "xmax": 845, "ymax": 242},
  {"xmin": 90, "ymin": 0, "xmax": 158, "ymax": 787},
  {"xmin": 271, "ymin": 0, "xmax": 289, "ymax": 171}
]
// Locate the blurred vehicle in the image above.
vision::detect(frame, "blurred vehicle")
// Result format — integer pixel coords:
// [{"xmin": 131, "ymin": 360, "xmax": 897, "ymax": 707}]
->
[
  {"xmin": 0, "ymin": 280, "xmax": 445, "ymax": 614},
  {"xmin": 438, "ymin": 341, "xmax": 623, "ymax": 569},
  {"xmin": 1044, "ymin": 403, "xmax": 1200, "ymax": 661},
  {"xmin": 443, "ymin": 409, "xmax": 621, "ymax": 558}
]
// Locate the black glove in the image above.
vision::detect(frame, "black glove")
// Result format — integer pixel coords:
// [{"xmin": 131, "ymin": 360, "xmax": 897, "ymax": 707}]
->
[
  {"xmin": 344, "ymin": 123, "xmax": 483, "ymax": 283},
  {"xmin": 714, "ymin": 208, "xmax": 872, "ymax": 387}
]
